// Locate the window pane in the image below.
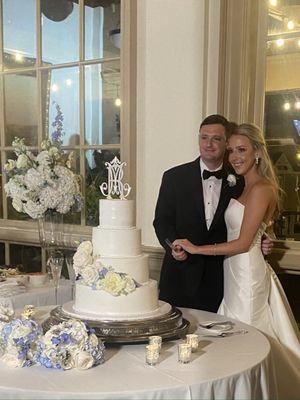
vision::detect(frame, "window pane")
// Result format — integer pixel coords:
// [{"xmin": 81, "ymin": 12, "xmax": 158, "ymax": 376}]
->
[
  {"xmin": 0, "ymin": 154, "xmax": 2, "ymax": 219},
  {"xmin": 41, "ymin": 67, "xmax": 79, "ymax": 145},
  {"xmin": 41, "ymin": 1, "xmax": 79, "ymax": 65},
  {"xmin": 10, "ymin": 244, "xmax": 41, "ymax": 273},
  {"xmin": 3, "ymin": 0, "xmax": 36, "ymax": 70},
  {"xmin": 266, "ymin": 3, "xmax": 300, "ymax": 240},
  {"xmin": 85, "ymin": 148, "xmax": 120, "ymax": 226},
  {"xmin": 0, "ymin": 243, "xmax": 5, "ymax": 265},
  {"xmin": 85, "ymin": 61, "xmax": 120, "ymax": 145},
  {"xmin": 85, "ymin": 0, "xmax": 120, "ymax": 60},
  {"xmin": 4, "ymin": 72, "xmax": 38, "ymax": 146}
]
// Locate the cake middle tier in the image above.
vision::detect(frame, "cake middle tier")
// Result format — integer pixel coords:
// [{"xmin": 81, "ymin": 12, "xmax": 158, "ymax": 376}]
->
[
  {"xmin": 92, "ymin": 227, "xmax": 141, "ymax": 256},
  {"xmin": 98, "ymin": 254, "xmax": 149, "ymax": 284}
]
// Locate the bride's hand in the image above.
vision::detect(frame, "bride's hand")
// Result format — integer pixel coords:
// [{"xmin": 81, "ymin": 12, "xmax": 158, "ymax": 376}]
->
[{"xmin": 173, "ymin": 239, "xmax": 199, "ymax": 254}]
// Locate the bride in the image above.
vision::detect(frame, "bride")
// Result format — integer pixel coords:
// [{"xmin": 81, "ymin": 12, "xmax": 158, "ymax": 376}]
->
[{"xmin": 174, "ymin": 123, "xmax": 300, "ymax": 398}]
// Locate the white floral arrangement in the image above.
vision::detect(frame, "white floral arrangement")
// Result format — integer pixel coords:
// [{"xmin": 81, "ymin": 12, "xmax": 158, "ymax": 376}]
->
[
  {"xmin": 73, "ymin": 241, "xmax": 140, "ymax": 296},
  {"xmin": 227, "ymin": 174, "xmax": 237, "ymax": 187},
  {"xmin": 35, "ymin": 319, "xmax": 105, "ymax": 370},
  {"xmin": 4, "ymin": 138, "xmax": 82, "ymax": 219},
  {"xmin": 0, "ymin": 318, "xmax": 43, "ymax": 368}
]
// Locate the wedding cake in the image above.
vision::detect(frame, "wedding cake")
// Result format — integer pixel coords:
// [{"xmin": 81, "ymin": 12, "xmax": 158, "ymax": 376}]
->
[{"xmin": 63, "ymin": 157, "xmax": 171, "ymax": 321}]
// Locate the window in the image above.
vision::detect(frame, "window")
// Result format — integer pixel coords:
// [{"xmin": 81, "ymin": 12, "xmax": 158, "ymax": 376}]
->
[
  {"xmin": 265, "ymin": 0, "xmax": 300, "ymax": 240},
  {"xmin": 0, "ymin": 0, "xmax": 130, "ymax": 269}
]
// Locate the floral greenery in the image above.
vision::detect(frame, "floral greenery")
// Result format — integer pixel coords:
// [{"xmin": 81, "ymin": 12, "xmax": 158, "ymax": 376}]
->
[
  {"xmin": 73, "ymin": 241, "xmax": 140, "ymax": 296},
  {"xmin": 35, "ymin": 319, "xmax": 105, "ymax": 370},
  {"xmin": 4, "ymin": 138, "xmax": 82, "ymax": 219}
]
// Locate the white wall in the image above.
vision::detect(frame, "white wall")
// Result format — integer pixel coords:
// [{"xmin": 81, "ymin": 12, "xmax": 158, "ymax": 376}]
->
[{"xmin": 136, "ymin": 0, "xmax": 221, "ymax": 247}]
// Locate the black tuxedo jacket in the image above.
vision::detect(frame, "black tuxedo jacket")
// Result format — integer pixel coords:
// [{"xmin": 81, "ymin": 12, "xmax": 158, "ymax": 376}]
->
[{"xmin": 153, "ymin": 157, "xmax": 244, "ymax": 312}]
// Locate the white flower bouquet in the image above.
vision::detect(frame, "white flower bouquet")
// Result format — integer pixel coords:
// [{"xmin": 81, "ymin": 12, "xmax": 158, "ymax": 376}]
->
[
  {"xmin": 4, "ymin": 138, "xmax": 82, "ymax": 219},
  {"xmin": 35, "ymin": 319, "xmax": 105, "ymax": 370},
  {"xmin": 73, "ymin": 241, "xmax": 140, "ymax": 296},
  {"xmin": 0, "ymin": 318, "xmax": 43, "ymax": 368}
]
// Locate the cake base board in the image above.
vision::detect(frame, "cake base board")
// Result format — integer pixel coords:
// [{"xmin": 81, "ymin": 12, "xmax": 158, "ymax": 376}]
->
[
  {"xmin": 62, "ymin": 300, "xmax": 172, "ymax": 321},
  {"xmin": 42, "ymin": 303, "xmax": 190, "ymax": 344}
]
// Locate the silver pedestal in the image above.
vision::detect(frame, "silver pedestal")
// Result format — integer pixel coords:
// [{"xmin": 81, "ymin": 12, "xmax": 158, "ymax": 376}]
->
[{"xmin": 42, "ymin": 306, "xmax": 190, "ymax": 344}]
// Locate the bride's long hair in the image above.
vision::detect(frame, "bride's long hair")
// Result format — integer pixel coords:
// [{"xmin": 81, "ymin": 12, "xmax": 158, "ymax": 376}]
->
[{"xmin": 230, "ymin": 123, "xmax": 281, "ymax": 216}]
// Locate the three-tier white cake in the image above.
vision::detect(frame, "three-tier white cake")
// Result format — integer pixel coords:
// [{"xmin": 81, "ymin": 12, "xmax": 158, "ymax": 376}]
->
[{"xmin": 63, "ymin": 157, "xmax": 171, "ymax": 322}]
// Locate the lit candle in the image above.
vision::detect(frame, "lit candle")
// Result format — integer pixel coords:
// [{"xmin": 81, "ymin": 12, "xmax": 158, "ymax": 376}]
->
[
  {"xmin": 145, "ymin": 344, "xmax": 160, "ymax": 366},
  {"xmin": 149, "ymin": 335, "xmax": 162, "ymax": 352},
  {"xmin": 178, "ymin": 343, "xmax": 192, "ymax": 363},
  {"xmin": 186, "ymin": 334, "xmax": 199, "ymax": 352}
]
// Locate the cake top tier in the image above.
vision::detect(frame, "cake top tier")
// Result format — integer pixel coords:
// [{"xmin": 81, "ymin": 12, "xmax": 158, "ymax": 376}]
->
[
  {"xmin": 99, "ymin": 199, "xmax": 135, "ymax": 228},
  {"xmin": 100, "ymin": 157, "xmax": 131, "ymax": 200}
]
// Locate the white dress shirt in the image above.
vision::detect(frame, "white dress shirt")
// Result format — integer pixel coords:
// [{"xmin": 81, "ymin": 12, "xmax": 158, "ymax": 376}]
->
[{"xmin": 200, "ymin": 158, "xmax": 223, "ymax": 229}]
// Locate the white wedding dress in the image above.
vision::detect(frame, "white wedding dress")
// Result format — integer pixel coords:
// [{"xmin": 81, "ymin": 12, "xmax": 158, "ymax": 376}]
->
[{"xmin": 218, "ymin": 198, "xmax": 300, "ymax": 399}]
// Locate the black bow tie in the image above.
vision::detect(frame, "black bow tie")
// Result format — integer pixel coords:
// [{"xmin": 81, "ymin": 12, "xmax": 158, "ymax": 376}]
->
[{"xmin": 202, "ymin": 169, "xmax": 223, "ymax": 180}]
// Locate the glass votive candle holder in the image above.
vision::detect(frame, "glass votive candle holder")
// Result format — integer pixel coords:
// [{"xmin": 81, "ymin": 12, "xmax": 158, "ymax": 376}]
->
[
  {"xmin": 186, "ymin": 334, "xmax": 199, "ymax": 352},
  {"xmin": 178, "ymin": 343, "xmax": 192, "ymax": 363},
  {"xmin": 149, "ymin": 335, "xmax": 162, "ymax": 352},
  {"xmin": 145, "ymin": 344, "xmax": 160, "ymax": 366}
]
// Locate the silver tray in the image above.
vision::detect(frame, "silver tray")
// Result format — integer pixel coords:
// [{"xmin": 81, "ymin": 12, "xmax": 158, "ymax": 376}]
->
[{"xmin": 42, "ymin": 306, "xmax": 190, "ymax": 344}]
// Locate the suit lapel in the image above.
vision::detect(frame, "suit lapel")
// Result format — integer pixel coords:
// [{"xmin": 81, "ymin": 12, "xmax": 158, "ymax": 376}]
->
[{"xmin": 191, "ymin": 158, "xmax": 207, "ymax": 232}]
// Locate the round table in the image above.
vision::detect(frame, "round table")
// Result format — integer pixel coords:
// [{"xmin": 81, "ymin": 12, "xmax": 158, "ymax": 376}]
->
[{"xmin": 0, "ymin": 307, "xmax": 277, "ymax": 399}]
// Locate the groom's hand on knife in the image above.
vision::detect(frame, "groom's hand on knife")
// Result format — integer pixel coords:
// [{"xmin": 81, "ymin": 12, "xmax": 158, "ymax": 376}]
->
[{"xmin": 165, "ymin": 239, "xmax": 188, "ymax": 261}]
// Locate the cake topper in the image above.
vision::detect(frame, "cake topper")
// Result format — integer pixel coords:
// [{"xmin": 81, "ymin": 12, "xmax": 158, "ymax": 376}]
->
[{"xmin": 100, "ymin": 157, "xmax": 131, "ymax": 199}]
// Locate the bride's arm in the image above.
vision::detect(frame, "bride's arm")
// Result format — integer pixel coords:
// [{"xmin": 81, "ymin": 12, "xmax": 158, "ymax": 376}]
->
[{"xmin": 174, "ymin": 184, "xmax": 274, "ymax": 257}]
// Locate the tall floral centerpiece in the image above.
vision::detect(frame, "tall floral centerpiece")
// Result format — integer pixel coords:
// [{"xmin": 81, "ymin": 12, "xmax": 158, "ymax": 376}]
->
[{"xmin": 3, "ymin": 137, "xmax": 82, "ymax": 252}]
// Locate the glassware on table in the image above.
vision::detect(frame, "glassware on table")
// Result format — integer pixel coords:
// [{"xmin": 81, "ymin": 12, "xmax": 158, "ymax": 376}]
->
[
  {"xmin": 185, "ymin": 334, "xmax": 199, "ymax": 352},
  {"xmin": 49, "ymin": 256, "xmax": 64, "ymax": 305},
  {"xmin": 145, "ymin": 344, "xmax": 160, "ymax": 366},
  {"xmin": 178, "ymin": 343, "xmax": 192, "ymax": 363},
  {"xmin": 149, "ymin": 336, "xmax": 162, "ymax": 353},
  {"xmin": 65, "ymin": 256, "xmax": 76, "ymax": 301}
]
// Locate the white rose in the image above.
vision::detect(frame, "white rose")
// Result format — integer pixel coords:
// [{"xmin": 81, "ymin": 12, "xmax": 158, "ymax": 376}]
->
[
  {"xmin": 77, "ymin": 241, "xmax": 93, "ymax": 255},
  {"xmin": 69, "ymin": 320, "xmax": 88, "ymax": 343},
  {"xmin": 41, "ymin": 139, "xmax": 51, "ymax": 150},
  {"xmin": 73, "ymin": 250, "xmax": 93, "ymax": 269},
  {"xmin": 11, "ymin": 324, "xmax": 31, "ymax": 339},
  {"xmin": 4, "ymin": 159, "xmax": 16, "ymax": 172},
  {"xmin": 12, "ymin": 198, "xmax": 24, "ymax": 213},
  {"xmin": 16, "ymin": 154, "xmax": 29, "ymax": 169},
  {"xmin": 80, "ymin": 266, "xmax": 99, "ymax": 286},
  {"xmin": 73, "ymin": 350, "xmax": 94, "ymax": 370},
  {"xmin": 227, "ymin": 174, "xmax": 236, "ymax": 187},
  {"xmin": 1, "ymin": 352, "xmax": 24, "ymax": 368},
  {"xmin": 101, "ymin": 271, "xmax": 125, "ymax": 296},
  {"xmin": 88, "ymin": 333, "xmax": 99, "ymax": 348},
  {"xmin": 48, "ymin": 146, "xmax": 59, "ymax": 158},
  {"xmin": 123, "ymin": 276, "xmax": 136, "ymax": 294}
]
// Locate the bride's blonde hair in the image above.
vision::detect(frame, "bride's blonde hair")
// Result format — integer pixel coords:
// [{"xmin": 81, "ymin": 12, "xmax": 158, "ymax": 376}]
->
[{"xmin": 230, "ymin": 123, "xmax": 281, "ymax": 216}]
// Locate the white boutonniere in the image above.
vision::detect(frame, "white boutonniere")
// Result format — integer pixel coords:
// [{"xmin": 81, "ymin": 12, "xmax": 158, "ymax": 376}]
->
[{"xmin": 227, "ymin": 174, "xmax": 237, "ymax": 187}]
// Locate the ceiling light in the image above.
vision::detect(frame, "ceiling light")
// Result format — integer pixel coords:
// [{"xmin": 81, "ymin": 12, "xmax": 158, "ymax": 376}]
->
[
  {"xmin": 297, "ymin": 39, "xmax": 300, "ymax": 47},
  {"xmin": 296, "ymin": 153, "xmax": 300, "ymax": 160},
  {"xmin": 283, "ymin": 102, "xmax": 290, "ymax": 110},
  {"xmin": 287, "ymin": 20, "xmax": 295, "ymax": 30},
  {"xmin": 276, "ymin": 38, "xmax": 284, "ymax": 47},
  {"xmin": 269, "ymin": 0, "xmax": 277, "ymax": 6},
  {"xmin": 295, "ymin": 102, "xmax": 300, "ymax": 109}
]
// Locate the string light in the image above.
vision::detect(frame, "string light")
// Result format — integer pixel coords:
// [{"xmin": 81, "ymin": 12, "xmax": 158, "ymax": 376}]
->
[
  {"xmin": 283, "ymin": 102, "xmax": 291, "ymax": 110},
  {"xmin": 115, "ymin": 97, "xmax": 121, "ymax": 107},
  {"xmin": 287, "ymin": 20, "xmax": 295, "ymax": 30},
  {"xmin": 15, "ymin": 52, "xmax": 23, "ymax": 62},
  {"xmin": 295, "ymin": 102, "xmax": 300, "ymax": 109},
  {"xmin": 51, "ymin": 84, "xmax": 59, "ymax": 92},
  {"xmin": 66, "ymin": 79, "xmax": 72, "ymax": 86},
  {"xmin": 296, "ymin": 153, "xmax": 300, "ymax": 160},
  {"xmin": 269, "ymin": 0, "xmax": 277, "ymax": 6},
  {"xmin": 276, "ymin": 38, "xmax": 284, "ymax": 47}
]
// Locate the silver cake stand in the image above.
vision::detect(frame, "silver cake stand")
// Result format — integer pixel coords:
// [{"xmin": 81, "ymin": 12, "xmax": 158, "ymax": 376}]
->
[{"xmin": 42, "ymin": 303, "xmax": 190, "ymax": 344}]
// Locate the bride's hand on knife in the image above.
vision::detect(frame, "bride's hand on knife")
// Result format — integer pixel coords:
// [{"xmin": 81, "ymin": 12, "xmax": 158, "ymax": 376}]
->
[{"xmin": 173, "ymin": 239, "xmax": 200, "ymax": 254}]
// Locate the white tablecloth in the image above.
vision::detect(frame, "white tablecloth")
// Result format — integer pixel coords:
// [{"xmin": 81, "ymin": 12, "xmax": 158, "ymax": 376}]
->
[
  {"xmin": 0, "ymin": 307, "xmax": 277, "ymax": 400},
  {"xmin": 10, "ymin": 280, "xmax": 72, "ymax": 309}
]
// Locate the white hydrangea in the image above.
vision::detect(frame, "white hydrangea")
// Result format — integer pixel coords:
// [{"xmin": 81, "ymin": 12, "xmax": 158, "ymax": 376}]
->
[{"xmin": 36, "ymin": 151, "xmax": 51, "ymax": 167}]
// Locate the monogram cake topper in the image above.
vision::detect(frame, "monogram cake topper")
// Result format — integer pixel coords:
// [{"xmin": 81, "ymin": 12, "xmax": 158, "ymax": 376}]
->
[{"xmin": 100, "ymin": 157, "xmax": 131, "ymax": 199}]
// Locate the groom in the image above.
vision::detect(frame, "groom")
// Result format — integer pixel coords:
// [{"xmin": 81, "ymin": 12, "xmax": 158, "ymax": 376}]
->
[{"xmin": 154, "ymin": 114, "xmax": 256, "ymax": 312}]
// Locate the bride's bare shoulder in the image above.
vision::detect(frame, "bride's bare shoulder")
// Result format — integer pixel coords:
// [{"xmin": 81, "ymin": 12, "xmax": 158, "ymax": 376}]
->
[{"xmin": 249, "ymin": 179, "xmax": 275, "ymax": 199}]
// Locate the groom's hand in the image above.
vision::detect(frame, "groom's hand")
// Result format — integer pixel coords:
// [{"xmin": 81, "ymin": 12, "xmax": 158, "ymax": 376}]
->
[
  {"xmin": 172, "ymin": 246, "xmax": 188, "ymax": 261},
  {"xmin": 261, "ymin": 234, "xmax": 273, "ymax": 256}
]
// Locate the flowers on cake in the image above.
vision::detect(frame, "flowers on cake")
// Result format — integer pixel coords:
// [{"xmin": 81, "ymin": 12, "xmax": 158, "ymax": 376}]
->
[
  {"xmin": 35, "ymin": 319, "xmax": 105, "ymax": 370},
  {"xmin": 3, "ymin": 137, "xmax": 82, "ymax": 219},
  {"xmin": 0, "ymin": 318, "xmax": 42, "ymax": 368},
  {"xmin": 74, "ymin": 241, "xmax": 140, "ymax": 296}
]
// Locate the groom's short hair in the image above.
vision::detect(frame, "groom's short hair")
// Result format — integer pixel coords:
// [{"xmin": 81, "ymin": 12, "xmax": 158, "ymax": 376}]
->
[{"xmin": 200, "ymin": 114, "xmax": 234, "ymax": 138}]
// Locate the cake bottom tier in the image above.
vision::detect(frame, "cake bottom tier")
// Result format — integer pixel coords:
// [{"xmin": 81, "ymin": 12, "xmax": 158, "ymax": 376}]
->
[{"xmin": 73, "ymin": 279, "xmax": 160, "ymax": 319}]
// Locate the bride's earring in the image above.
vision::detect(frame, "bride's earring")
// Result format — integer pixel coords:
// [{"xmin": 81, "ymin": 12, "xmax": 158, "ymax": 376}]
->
[{"xmin": 255, "ymin": 154, "xmax": 259, "ymax": 165}]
